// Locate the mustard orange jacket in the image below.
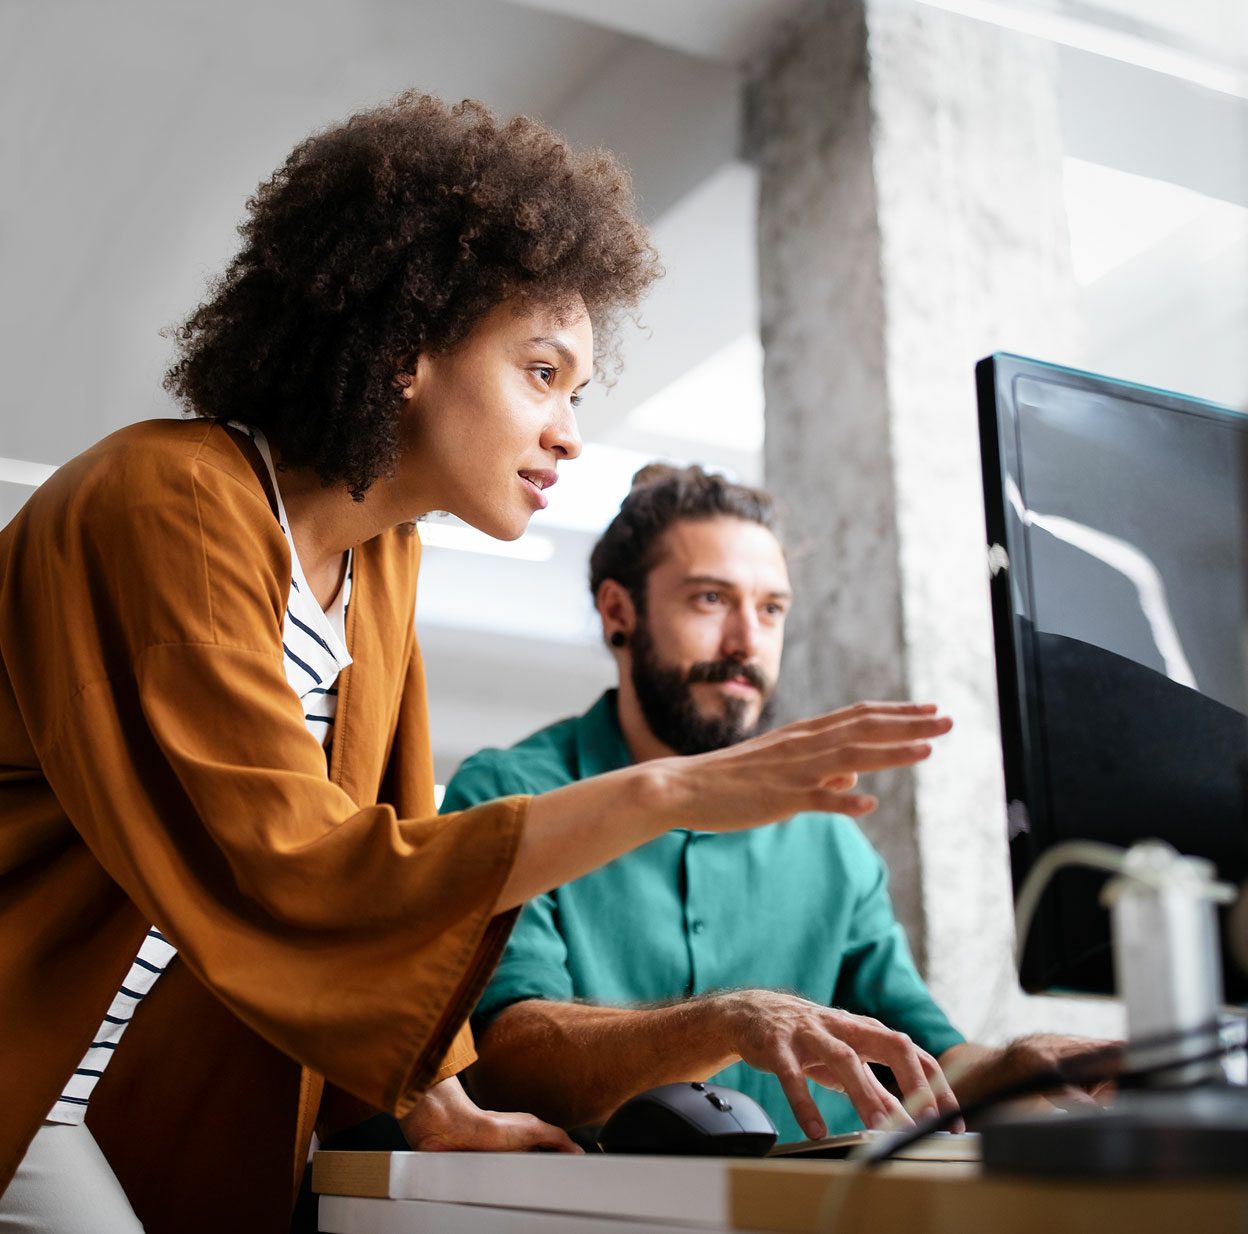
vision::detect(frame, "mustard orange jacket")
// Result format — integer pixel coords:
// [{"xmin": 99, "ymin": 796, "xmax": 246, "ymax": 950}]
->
[{"xmin": 0, "ymin": 420, "xmax": 525, "ymax": 1229}]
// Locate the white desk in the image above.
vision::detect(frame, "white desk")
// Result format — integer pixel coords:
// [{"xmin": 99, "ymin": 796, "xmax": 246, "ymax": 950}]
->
[{"xmin": 312, "ymin": 1150, "xmax": 1248, "ymax": 1233}]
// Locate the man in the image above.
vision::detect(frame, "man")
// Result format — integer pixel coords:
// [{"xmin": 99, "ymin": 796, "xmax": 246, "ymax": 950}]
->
[{"xmin": 444, "ymin": 465, "xmax": 1091, "ymax": 1143}]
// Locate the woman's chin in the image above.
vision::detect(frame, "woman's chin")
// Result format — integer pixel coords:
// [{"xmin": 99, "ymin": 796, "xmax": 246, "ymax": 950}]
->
[{"xmin": 473, "ymin": 513, "xmax": 529, "ymax": 543}]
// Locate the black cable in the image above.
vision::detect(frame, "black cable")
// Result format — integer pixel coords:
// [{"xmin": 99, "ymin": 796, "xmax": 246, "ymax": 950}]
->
[{"xmin": 863, "ymin": 1018, "xmax": 1245, "ymax": 1166}]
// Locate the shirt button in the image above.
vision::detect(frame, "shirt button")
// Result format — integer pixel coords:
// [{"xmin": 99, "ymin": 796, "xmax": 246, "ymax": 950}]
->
[{"xmin": 690, "ymin": 919, "xmax": 706, "ymax": 934}]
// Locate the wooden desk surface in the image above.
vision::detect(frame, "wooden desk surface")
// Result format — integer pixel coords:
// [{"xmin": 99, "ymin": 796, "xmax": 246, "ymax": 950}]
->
[{"xmin": 313, "ymin": 1150, "xmax": 1248, "ymax": 1234}]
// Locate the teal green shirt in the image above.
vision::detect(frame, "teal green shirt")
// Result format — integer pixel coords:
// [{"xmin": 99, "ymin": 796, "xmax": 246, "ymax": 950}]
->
[{"xmin": 442, "ymin": 691, "xmax": 964, "ymax": 1142}]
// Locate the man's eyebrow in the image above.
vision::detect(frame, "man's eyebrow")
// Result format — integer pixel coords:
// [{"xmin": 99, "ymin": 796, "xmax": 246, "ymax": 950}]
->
[
  {"xmin": 683, "ymin": 574, "xmax": 793, "ymax": 600},
  {"xmin": 525, "ymin": 336, "xmax": 591, "ymax": 386}
]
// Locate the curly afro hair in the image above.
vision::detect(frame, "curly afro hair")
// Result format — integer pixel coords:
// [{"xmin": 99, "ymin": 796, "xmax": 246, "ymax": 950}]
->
[{"xmin": 164, "ymin": 92, "xmax": 661, "ymax": 498}]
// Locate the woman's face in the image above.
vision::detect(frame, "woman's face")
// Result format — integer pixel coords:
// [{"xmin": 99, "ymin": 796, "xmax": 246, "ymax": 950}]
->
[{"xmin": 400, "ymin": 297, "xmax": 592, "ymax": 540}]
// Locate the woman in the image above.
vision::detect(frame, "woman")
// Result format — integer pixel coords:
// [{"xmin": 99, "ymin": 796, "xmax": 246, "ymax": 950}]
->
[{"xmin": 0, "ymin": 94, "xmax": 951, "ymax": 1232}]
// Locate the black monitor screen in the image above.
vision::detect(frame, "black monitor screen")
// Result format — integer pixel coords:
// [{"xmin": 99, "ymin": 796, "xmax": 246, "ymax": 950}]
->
[{"xmin": 977, "ymin": 353, "xmax": 1248, "ymax": 1002}]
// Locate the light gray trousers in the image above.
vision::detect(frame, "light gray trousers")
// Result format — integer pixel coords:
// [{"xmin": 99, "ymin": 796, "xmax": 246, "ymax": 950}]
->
[{"xmin": 0, "ymin": 1123, "xmax": 144, "ymax": 1233}]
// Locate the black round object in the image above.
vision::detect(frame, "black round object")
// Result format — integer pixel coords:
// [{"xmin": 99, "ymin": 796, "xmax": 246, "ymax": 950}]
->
[{"xmin": 597, "ymin": 1082, "xmax": 778, "ymax": 1157}]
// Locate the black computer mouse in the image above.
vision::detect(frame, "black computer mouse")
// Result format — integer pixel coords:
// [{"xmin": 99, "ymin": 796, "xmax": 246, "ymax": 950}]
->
[{"xmin": 597, "ymin": 1082, "xmax": 778, "ymax": 1156}]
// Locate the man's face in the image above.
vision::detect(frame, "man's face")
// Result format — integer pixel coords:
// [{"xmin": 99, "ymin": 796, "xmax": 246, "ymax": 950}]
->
[{"xmin": 629, "ymin": 516, "xmax": 791, "ymax": 755}]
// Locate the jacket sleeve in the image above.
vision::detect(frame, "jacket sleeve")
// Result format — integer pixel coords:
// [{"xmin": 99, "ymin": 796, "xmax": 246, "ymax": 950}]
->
[
  {"xmin": 441, "ymin": 751, "xmax": 575, "ymax": 1032},
  {"xmin": 5, "ymin": 444, "xmax": 524, "ymax": 1116}
]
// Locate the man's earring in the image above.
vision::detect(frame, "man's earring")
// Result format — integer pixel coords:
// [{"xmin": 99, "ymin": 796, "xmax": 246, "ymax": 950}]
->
[{"xmin": 610, "ymin": 631, "xmax": 627, "ymax": 648}]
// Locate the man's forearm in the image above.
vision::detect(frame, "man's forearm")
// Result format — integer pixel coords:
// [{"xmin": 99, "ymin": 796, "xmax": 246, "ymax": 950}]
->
[
  {"xmin": 940, "ymin": 1035, "xmax": 1113, "ymax": 1119},
  {"xmin": 470, "ymin": 997, "xmax": 740, "ymax": 1129}
]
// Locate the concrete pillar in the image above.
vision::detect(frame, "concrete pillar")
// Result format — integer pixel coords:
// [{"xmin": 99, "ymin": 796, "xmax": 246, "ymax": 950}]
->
[{"xmin": 749, "ymin": 0, "xmax": 1121, "ymax": 1040}]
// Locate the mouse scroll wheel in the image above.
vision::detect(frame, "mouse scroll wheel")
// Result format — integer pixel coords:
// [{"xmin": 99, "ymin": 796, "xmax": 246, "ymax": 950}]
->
[{"xmin": 706, "ymin": 1093, "xmax": 733, "ymax": 1112}]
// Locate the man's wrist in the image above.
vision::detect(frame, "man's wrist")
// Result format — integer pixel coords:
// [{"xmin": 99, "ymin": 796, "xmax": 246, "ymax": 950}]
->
[{"xmin": 693, "ymin": 990, "xmax": 753, "ymax": 1066}]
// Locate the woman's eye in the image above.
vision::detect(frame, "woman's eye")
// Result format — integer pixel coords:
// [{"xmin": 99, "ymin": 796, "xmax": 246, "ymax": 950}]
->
[
  {"xmin": 534, "ymin": 366, "xmax": 555, "ymax": 385},
  {"xmin": 570, "ymin": 390, "xmax": 583, "ymax": 408}
]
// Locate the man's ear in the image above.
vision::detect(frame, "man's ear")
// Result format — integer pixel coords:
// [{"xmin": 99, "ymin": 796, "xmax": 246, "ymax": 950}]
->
[{"xmin": 595, "ymin": 579, "xmax": 636, "ymax": 649}]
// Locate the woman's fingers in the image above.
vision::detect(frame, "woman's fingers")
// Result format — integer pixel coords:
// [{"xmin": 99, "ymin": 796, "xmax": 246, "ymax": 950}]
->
[
  {"xmin": 823, "ymin": 712, "xmax": 952, "ymax": 747},
  {"xmin": 487, "ymin": 1112, "xmax": 583, "ymax": 1153},
  {"xmin": 811, "ymin": 792, "xmax": 878, "ymax": 816},
  {"xmin": 794, "ymin": 701, "xmax": 945, "ymax": 735}
]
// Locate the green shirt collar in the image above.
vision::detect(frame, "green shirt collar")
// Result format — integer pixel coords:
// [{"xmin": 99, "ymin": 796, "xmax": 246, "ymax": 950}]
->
[{"xmin": 573, "ymin": 689, "xmax": 635, "ymax": 780}]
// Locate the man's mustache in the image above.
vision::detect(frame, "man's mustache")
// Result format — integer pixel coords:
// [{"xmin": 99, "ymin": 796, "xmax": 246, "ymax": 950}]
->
[{"xmin": 685, "ymin": 660, "xmax": 771, "ymax": 694}]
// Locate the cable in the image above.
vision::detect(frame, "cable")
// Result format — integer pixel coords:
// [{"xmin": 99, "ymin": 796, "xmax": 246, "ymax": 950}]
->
[
  {"xmin": 860, "ymin": 1017, "xmax": 1247, "ymax": 1166},
  {"xmin": 1012, "ymin": 839, "xmax": 1236, "ymax": 970},
  {"xmin": 1011, "ymin": 840, "xmax": 1129, "ymax": 969}
]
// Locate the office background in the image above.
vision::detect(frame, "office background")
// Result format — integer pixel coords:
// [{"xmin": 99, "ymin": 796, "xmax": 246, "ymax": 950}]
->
[{"xmin": 2, "ymin": 0, "xmax": 1246, "ymax": 1044}]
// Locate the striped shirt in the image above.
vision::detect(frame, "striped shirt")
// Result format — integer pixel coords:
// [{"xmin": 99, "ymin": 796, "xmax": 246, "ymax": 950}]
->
[{"xmin": 47, "ymin": 424, "xmax": 352, "ymax": 1124}]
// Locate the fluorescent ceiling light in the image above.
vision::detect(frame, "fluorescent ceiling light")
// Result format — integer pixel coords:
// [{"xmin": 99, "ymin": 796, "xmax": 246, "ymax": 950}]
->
[
  {"xmin": 913, "ymin": 0, "xmax": 1248, "ymax": 99},
  {"xmin": 530, "ymin": 440, "xmax": 713, "ymax": 535},
  {"xmin": 622, "ymin": 334, "xmax": 765, "ymax": 454},
  {"xmin": 418, "ymin": 520, "xmax": 555, "ymax": 562},
  {"xmin": 0, "ymin": 458, "xmax": 57, "ymax": 487}
]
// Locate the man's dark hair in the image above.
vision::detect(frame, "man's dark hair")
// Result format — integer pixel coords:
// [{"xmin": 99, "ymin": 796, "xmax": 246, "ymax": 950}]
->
[
  {"xmin": 589, "ymin": 464, "xmax": 784, "ymax": 611},
  {"xmin": 164, "ymin": 93, "xmax": 660, "ymax": 498}
]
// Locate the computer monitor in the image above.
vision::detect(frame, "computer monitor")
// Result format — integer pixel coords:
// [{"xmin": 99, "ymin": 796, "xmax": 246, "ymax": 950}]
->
[{"xmin": 976, "ymin": 353, "xmax": 1248, "ymax": 1003}]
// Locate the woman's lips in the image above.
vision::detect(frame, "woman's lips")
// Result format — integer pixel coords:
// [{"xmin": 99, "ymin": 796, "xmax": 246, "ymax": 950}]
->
[{"xmin": 519, "ymin": 469, "xmax": 556, "ymax": 510}]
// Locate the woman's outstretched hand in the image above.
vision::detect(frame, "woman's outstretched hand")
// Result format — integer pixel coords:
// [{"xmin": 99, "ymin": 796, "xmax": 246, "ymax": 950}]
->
[
  {"xmin": 399, "ymin": 1075, "xmax": 581, "ymax": 1153},
  {"xmin": 652, "ymin": 701, "xmax": 953, "ymax": 830},
  {"xmin": 496, "ymin": 701, "xmax": 952, "ymax": 914}
]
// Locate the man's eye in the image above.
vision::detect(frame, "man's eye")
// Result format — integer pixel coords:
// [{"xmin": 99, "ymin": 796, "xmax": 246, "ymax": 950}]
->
[
  {"xmin": 763, "ymin": 603, "xmax": 786, "ymax": 617},
  {"xmin": 698, "ymin": 591, "xmax": 721, "ymax": 604}
]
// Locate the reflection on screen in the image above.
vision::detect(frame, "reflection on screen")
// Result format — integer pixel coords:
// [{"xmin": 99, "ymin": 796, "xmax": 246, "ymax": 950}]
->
[{"xmin": 1014, "ymin": 375, "xmax": 1245, "ymax": 714}]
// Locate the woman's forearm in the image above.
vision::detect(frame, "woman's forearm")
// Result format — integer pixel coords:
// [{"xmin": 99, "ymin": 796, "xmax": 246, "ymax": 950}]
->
[
  {"xmin": 492, "ymin": 702, "xmax": 953, "ymax": 914},
  {"xmin": 491, "ymin": 762, "xmax": 679, "ymax": 913}
]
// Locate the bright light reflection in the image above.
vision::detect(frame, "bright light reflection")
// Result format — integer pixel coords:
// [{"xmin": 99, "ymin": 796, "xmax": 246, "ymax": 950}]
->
[
  {"xmin": 623, "ymin": 335, "xmax": 765, "ymax": 454},
  {"xmin": 0, "ymin": 458, "xmax": 57, "ymax": 487},
  {"xmin": 913, "ymin": 0, "xmax": 1248, "ymax": 99},
  {"xmin": 1063, "ymin": 158, "xmax": 1248, "ymax": 286}
]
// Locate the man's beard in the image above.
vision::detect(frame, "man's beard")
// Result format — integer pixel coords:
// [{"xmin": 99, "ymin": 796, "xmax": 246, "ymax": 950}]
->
[{"xmin": 629, "ymin": 620, "xmax": 777, "ymax": 756}]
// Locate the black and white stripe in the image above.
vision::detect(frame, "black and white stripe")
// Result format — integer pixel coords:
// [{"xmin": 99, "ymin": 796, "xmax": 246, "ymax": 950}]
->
[
  {"xmin": 47, "ymin": 424, "xmax": 353, "ymax": 1124},
  {"xmin": 47, "ymin": 927, "xmax": 176, "ymax": 1123}
]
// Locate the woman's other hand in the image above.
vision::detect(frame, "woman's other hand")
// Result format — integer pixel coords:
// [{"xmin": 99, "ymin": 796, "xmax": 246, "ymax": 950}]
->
[{"xmin": 398, "ymin": 1075, "xmax": 581, "ymax": 1153}]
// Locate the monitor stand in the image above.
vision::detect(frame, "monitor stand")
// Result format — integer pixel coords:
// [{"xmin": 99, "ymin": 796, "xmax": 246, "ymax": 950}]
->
[{"xmin": 982, "ymin": 841, "xmax": 1248, "ymax": 1178}]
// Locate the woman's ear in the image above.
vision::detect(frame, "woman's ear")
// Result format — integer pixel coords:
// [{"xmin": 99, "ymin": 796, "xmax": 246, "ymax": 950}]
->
[{"xmin": 393, "ymin": 353, "xmax": 420, "ymax": 399}]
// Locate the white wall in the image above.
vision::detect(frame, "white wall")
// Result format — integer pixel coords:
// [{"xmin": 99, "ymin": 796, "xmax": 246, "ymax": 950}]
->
[{"xmin": 0, "ymin": 0, "xmax": 761, "ymax": 781}]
